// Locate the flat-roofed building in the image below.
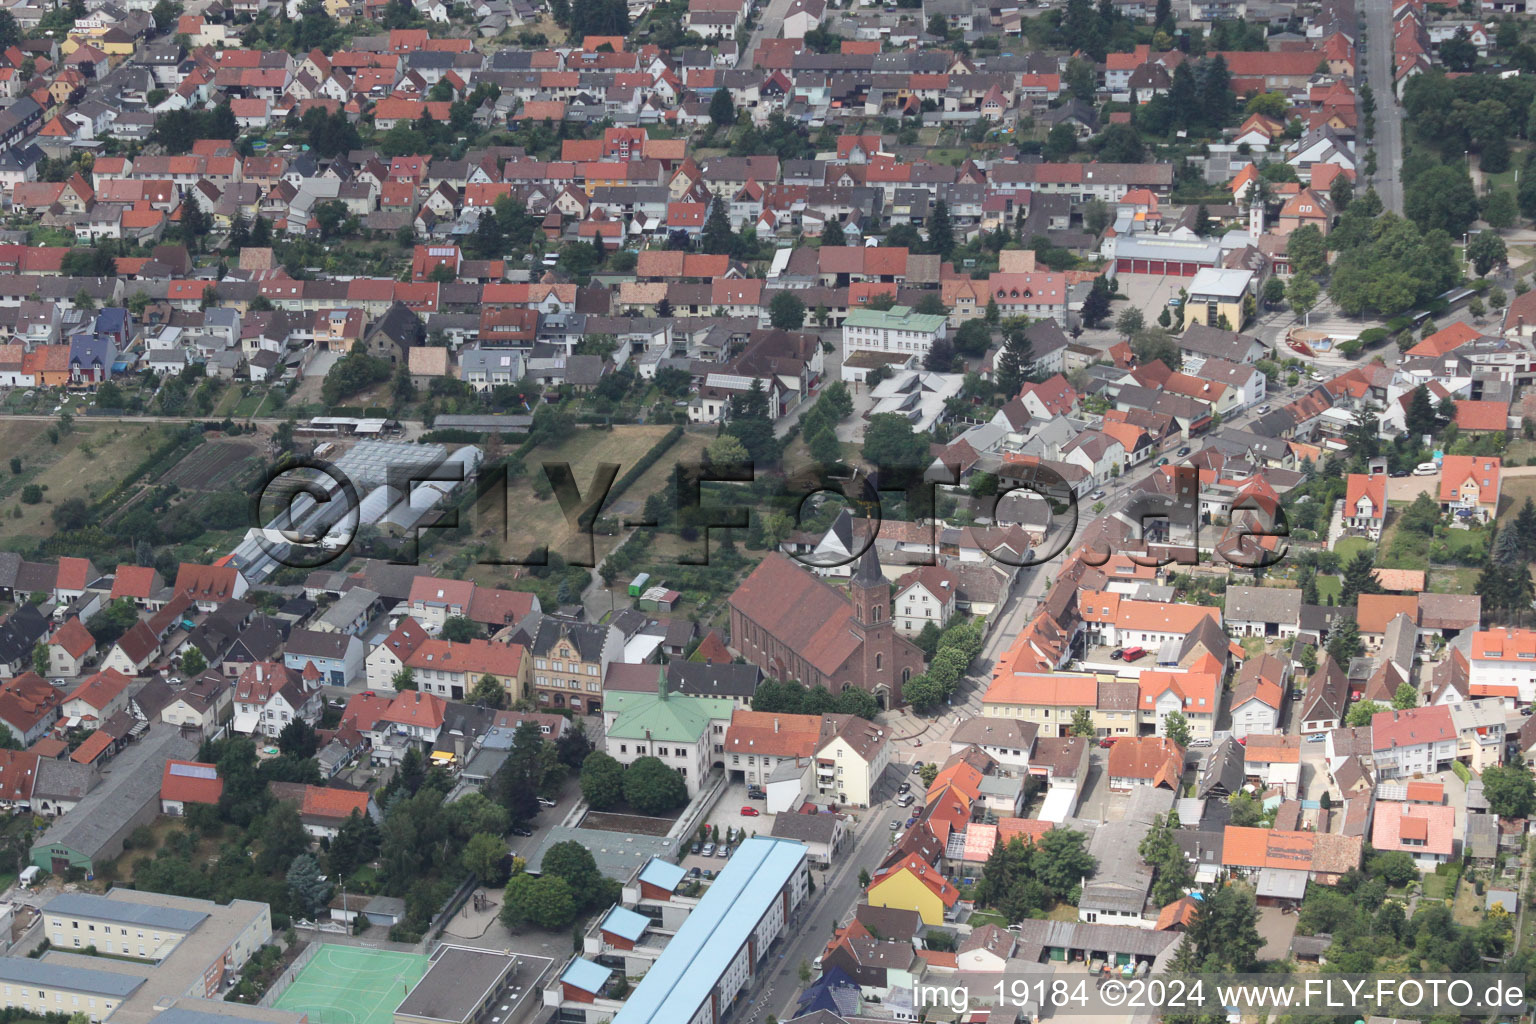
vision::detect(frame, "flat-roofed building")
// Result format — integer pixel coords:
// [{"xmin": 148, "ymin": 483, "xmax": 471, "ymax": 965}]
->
[
  {"xmin": 0, "ymin": 955, "xmax": 145, "ymax": 1020},
  {"xmin": 43, "ymin": 891, "xmax": 209, "ymax": 960},
  {"xmin": 393, "ymin": 946, "xmax": 517, "ymax": 1024}
]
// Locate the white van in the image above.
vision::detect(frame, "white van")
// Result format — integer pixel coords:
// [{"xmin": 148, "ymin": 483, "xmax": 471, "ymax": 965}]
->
[{"xmin": 1413, "ymin": 462, "xmax": 1439, "ymax": 476}]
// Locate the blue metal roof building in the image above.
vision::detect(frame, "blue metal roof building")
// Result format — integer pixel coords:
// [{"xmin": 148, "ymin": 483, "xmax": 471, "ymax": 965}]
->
[
  {"xmin": 636, "ymin": 858, "xmax": 685, "ymax": 892},
  {"xmin": 600, "ymin": 906, "xmax": 651, "ymax": 944},
  {"xmin": 611, "ymin": 837, "xmax": 807, "ymax": 1024},
  {"xmin": 560, "ymin": 959, "xmax": 612, "ymax": 996}
]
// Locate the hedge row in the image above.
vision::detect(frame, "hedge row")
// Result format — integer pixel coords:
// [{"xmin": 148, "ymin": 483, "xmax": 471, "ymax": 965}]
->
[{"xmin": 608, "ymin": 425, "xmax": 685, "ymax": 505}]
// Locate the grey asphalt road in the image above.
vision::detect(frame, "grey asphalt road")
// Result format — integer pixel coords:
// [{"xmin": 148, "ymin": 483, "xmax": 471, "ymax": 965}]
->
[
  {"xmin": 1362, "ymin": 0, "xmax": 1404, "ymax": 214},
  {"xmin": 742, "ymin": 0, "xmax": 795, "ymax": 67}
]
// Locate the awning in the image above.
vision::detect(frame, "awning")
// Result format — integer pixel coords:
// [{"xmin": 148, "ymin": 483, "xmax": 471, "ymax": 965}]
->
[{"xmin": 430, "ymin": 751, "xmax": 457, "ymax": 763}]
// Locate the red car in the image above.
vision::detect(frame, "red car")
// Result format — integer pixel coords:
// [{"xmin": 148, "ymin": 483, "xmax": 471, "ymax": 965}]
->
[
  {"xmin": 740, "ymin": 806, "xmax": 761, "ymax": 816},
  {"xmin": 1121, "ymin": 646, "xmax": 1147, "ymax": 662}
]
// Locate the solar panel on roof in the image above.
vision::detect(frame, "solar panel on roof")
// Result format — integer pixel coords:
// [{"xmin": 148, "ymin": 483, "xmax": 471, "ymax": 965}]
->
[{"xmin": 169, "ymin": 762, "xmax": 217, "ymax": 779}]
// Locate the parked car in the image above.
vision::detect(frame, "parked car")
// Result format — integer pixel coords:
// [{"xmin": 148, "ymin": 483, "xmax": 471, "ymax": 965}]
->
[
  {"xmin": 747, "ymin": 788, "xmax": 766, "ymax": 800},
  {"xmin": 740, "ymin": 805, "xmax": 760, "ymax": 816},
  {"xmin": 511, "ymin": 825, "xmax": 533, "ymax": 837},
  {"xmin": 701, "ymin": 843, "xmax": 716, "ymax": 856},
  {"xmin": 897, "ymin": 793, "xmax": 915, "ymax": 806},
  {"xmin": 1110, "ymin": 648, "xmax": 1124, "ymax": 660},
  {"xmin": 910, "ymin": 762, "xmax": 924, "ymax": 774},
  {"xmin": 1098, "ymin": 736, "xmax": 1118, "ymax": 748},
  {"xmin": 1177, "ymin": 446, "xmax": 1191, "ymax": 457},
  {"xmin": 1089, "ymin": 489, "xmax": 1106, "ymax": 500},
  {"xmin": 691, "ymin": 841, "xmax": 702, "ymax": 854},
  {"xmin": 717, "ymin": 844, "xmax": 730, "ymax": 857},
  {"xmin": 897, "ymin": 782, "xmax": 911, "ymax": 794},
  {"xmin": 890, "ymin": 819, "xmax": 902, "ymax": 830},
  {"xmin": 1121, "ymin": 646, "xmax": 1147, "ymax": 662},
  {"xmin": 688, "ymin": 866, "xmax": 701, "ymax": 878},
  {"xmin": 537, "ymin": 797, "xmax": 557, "ymax": 808},
  {"xmin": 703, "ymin": 869, "xmax": 714, "ymax": 879}
]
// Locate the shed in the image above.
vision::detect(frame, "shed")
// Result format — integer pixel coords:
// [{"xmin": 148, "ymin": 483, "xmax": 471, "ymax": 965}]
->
[{"xmin": 364, "ymin": 894, "xmax": 407, "ymax": 926}]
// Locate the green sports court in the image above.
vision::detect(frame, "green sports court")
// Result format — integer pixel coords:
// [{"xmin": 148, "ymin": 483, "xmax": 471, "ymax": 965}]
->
[{"xmin": 273, "ymin": 945, "xmax": 431, "ymax": 1024}]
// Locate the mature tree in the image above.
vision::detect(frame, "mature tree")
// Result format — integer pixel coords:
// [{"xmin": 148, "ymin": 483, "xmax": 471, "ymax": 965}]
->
[
  {"xmin": 469, "ymin": 673, "xmax": 507, "ymax": 709},
  {"xmin": 927, "ymin": 200, "xmax": 955, "ymax": 259},
  {"xmin": 1129, "ymin": 328, "xmax": 1180, "ymax": 369},
  {"xmin": 500, "ymin": 872, "xmax": 577, "ymax": 931},
  {"xmin": 1392, "ymin": 681, "xmax": 1419, "ymax": 710},
  {"xmin": 277, "ymin": 719, "xmax": 319, "ymax": 759},
  {"xmin": 1346, "ymin": 698, "xmax": 1386, "ymax": 727},
  {"xmin": 707, "ymin": 434, "xmax": 750, "ymax": 466},
  {"xmin": 488, "ymin": 721, "xmax": 556, "ymax": 823},
  {"xmin": 769, "ymin": 291, "xmax": 807, "ymax": 330},
  {"xmin": 256, "ymin": 801, "xmax": 310, "ymax": 875},
  {"xmin": 580, "ymin": 751, "xmax": 625, "ymax": 810},
  {"xmin": 923, "ymin": 338, "xmax": 956, "ymax": 372},
  {"xmin": 1485, "ymin": 188, "xmax": 1519, "ymax": 230},
  {"xmin": 1228, "ymin": 791, "xmax": 1264, "ymax": 827},
  {"xmin": 1115, "ymin": 307, "xmax": 1145, "ymax": 339},
  {"xmin": 1184, "ymin": 881, "xmax": 1263, "ymax": 972},
  {"xmin": 902, "ymin": 674, "xmax": 945, "ymax": 710},
  {"xmin": 392, "ymin": 667, "xmax": 417, "ymax": 691},
  {"xmin": 1139, "ymin": 813, "xmax": 1194, "ymax": 907},
  {"xmin": 995, "ymin": 326, "xmax": 1034, "ymax": 396},
  {"xmin": 286, "ymin": 853, "xmax": 332, "ymax": 917},
  {"xmin": 702, "ymin": 199, "xmax": 737, "ymax": 257},
  {"xmin": 1405, "ymin": 164, "xmax": 1479, "ymax": 237},
  {"xmin": 1080, "ymin": 275, "xmax": 1112, "ymax": 328},
  {"xmin": 1440, "ymin": 27, "xmax": 1478, "ymax": 70},
  {"xmin": 1162, "ymin": 710, "xmax": 1191, "ymax": 749},
  {"xmin": 1330, "ymin": 173, "xmax": 1354, "ymax": 213},
  {"xmin": 541, "ymin": 841, "xmax": 619, "ymax": 911},
  {"xmin": 1468, "ymin": 230, "xmax": 1508, "ymax": 277},
  {"xmin": 1070, "ymin": 707, "xmax": 1095, "ymax": 737},
  {"xmin": 624, "ymin": 756, "xmax": 687, "ymax": 815},
  {"xmin": 1262, "ymin": 276, "xmax": 1286, "ymax": 308},
  {"xmin": 863, "ymin": 413, "xmax": 928, "ymax": 471},
  {"xmin": 821, "ymin": 219, "xmax": 845, "ymax": 246},
  {"xmin": 1482, "ymin": 753, "xmax": 1536, "ymax": 819},
  {"xmin": 709, "ymin": 88, "xmax": 735, "ymax": 127},
  {"xmin": 1287, "ymin": 223, "xmax": 1327, "ymax": 278},
  {"xmin": 441, "ymin": 616, "xmax": 482, "ymax": 642},
  {"xmin": 462, "ymin": 832, "xmax": 508, "ymax": 884}
]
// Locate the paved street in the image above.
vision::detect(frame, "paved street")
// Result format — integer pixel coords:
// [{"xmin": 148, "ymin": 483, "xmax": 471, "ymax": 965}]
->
[
  {"xmin": 1362, "ymin": 0, "xmax": 1404, "ymax": 214},
  {"xmin": 741, "ymin": 0, "xmax": 794, "ymax": 70}
]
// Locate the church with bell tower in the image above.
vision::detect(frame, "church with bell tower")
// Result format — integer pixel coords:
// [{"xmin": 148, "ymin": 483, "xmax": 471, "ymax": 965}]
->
[{"xmin": 728, "ymin": 546, "xmax": 927, "ymax": 709}]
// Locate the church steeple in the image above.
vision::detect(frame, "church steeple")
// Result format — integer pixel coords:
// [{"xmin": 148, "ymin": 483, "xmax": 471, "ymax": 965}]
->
[{"xmin": 850, "ymin": 547, "xmax": 887, "ymax": 627}]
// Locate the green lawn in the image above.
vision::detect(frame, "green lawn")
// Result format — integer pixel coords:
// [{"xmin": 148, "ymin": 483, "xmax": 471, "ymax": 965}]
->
[
  {"xmin": 1430, "ymin": 567, "xmax": 1481, "ymax": 594},
  {"xmin": 969, "ymin": 910, "xmax": 1008, "ymax": 928},
  {"xmin": 1315, "ymin": 575, "xmax": 1342, "ymax": 601},
  {"xmin": 233, "ymin": 392, "xmax": 265, "ymax": 417},
  {"xmin": 1333, "ymin": 536, "xmax": 1374, "ymax": 562},
  {"xmin": 1422, "ymin": 874, "xmax": 1450, "ymax": 899}
]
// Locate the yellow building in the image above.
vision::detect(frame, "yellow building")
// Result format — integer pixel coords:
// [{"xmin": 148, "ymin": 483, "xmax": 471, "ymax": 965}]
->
[
  {"xmin": 866, "ymin": 856, "xmax": 959, "ymax": 926},
  {"xmin": 1182, "ymin": 268, "xmax": 1255, "ymax": 330}
]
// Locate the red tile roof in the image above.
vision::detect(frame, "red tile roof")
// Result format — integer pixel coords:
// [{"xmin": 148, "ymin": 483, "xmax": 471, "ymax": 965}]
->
[{"xmin": 160, "ymin": 760, "xmax": 224, "ymax": 805}]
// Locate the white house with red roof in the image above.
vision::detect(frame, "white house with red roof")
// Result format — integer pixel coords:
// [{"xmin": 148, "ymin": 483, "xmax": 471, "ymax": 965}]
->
[
  {"xmin": 233, "ymin": 661, "xmax": 319, "ymax": 739},
  {"xmin": 892, "ymin": 566, "xmax": 958, "ymax": 636},
  {"xmin": 173, "ymin": 562, "xmax": 248, "ymax": 612},
  {"xmin": 1468, "ymin": 628, "xmax": 1536, "ymax": 702},
  {"xmin": 61, "ymin": 668, "xmax": 132, "ymax": 725},
  {"xmin": 1372, "ymin": 800, "xmax": 1456, "ymax": 870},
  {"xmin": 1342, "ymin": 472, "xmax": 1386, "ymax": 541},
  {"xmin": 366, "ymin": 616, "xmax": 431, "ymax": 690},
  {"xmin": 53, "ymin": 557, "xmax": 96, "ymax": 605},
  {"xmin": 373, "ymin": 689, "xmax": 448, "ymax": 747},
  {"xmin": 1372, "ymin": 706, "xmax": 1456, "ymax": 779},
  {"xmin": 406, "ymin": 576, "xmax": 475, "ymax": 631},
  {"xmin": 1015, "ymin": 374, "xmax": 1079, "ymax": 419},
  {"xmin": 46, "ymin": 617, "xmax": 95, "ymax": 678},
  {"xmin": 1439, "ymin": 455, "xmax": 1501, "ymax": 522}
]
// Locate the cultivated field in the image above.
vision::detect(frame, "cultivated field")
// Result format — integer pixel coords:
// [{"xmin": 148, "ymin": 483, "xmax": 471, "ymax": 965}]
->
[
  {"xmin": 160, "ymin": 439, "xmax": 264, "ymax": 491},
  {"xmin": 0, "ymin": 420, "xmax": 172, "ymax": 549},
  {"xmin": 465, "ymin": 425, "xmax": 686, "ymax": 571}
]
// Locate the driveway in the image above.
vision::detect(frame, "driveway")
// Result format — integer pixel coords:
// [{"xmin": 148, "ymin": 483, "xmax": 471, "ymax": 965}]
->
[{"xmin": 1256, "ymin": 905, "xmax": 1299, "ymax": 960}]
